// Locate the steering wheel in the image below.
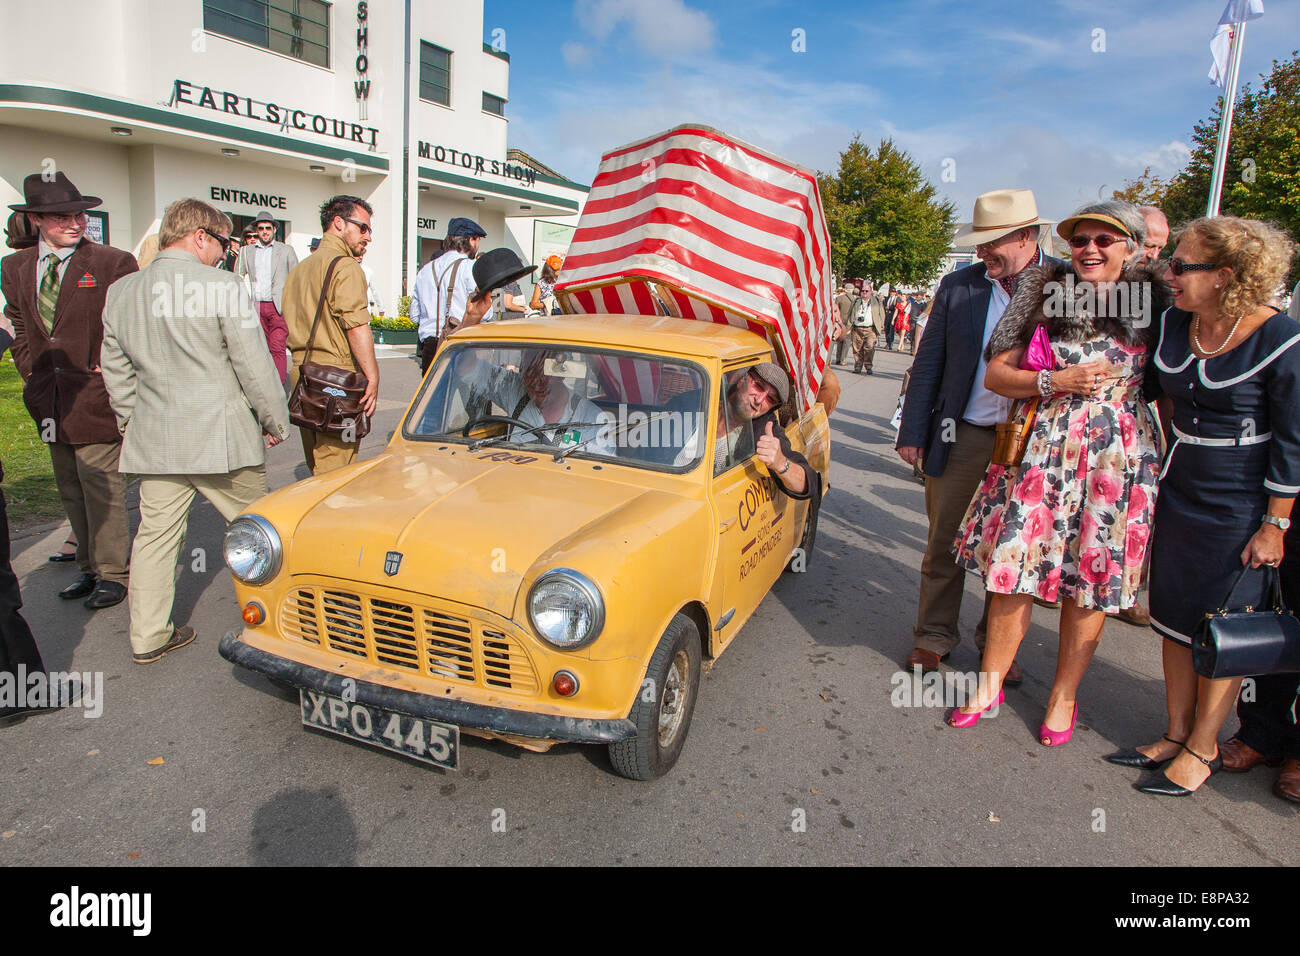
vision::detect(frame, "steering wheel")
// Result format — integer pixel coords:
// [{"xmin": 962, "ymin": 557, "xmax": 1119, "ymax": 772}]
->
[{"xmin": 461, "ymin": 414, "xmax": 565, "ymax": 442}]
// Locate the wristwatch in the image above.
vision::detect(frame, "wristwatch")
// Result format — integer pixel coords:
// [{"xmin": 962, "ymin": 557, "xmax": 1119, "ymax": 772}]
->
[
  {"xmin": 778, "ymin": 459, "xmax": 791, "ymax": 475},
  {"xmin": 1262, "ymin": 515, "xmax": 1291, "ymax": 531}
]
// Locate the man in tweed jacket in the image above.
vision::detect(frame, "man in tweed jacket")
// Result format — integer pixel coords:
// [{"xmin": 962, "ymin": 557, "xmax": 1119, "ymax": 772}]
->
[{"xmin": 101, "ymin": 198, "xmax": 289, "ymax": 663}]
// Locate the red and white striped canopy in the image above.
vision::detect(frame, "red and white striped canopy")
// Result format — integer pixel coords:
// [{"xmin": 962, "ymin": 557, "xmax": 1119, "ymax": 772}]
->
[{"xmin": 554, "ymin": 125, "xmax": 834, "ymax": 414}]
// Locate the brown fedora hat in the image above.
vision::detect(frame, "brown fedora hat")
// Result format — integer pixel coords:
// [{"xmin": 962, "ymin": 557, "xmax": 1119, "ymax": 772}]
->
[
  {"xmin": 953, "ymin": 189, "xmax": 1050, "ymax": 247},
  {"xmin": 8, "ymin": 172, "xmax": 102, "ymax": 214}
]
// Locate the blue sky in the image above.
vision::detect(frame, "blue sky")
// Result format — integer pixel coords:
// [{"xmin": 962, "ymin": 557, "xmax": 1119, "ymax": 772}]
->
[{"xmin": 484, "ymin": 0, "xmax": 1300, "ymax": 221}]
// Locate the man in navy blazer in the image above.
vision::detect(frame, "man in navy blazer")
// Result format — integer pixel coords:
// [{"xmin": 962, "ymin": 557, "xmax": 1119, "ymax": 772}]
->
[{"xmin": 896, "ymin": 189, "xmax": 1060, "ymax": 675}]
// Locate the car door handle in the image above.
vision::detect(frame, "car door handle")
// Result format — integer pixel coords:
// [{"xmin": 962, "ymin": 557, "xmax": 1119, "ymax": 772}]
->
[{"xmin": 719, "ymin": 517, "xmax": 736, "ymax": 532}]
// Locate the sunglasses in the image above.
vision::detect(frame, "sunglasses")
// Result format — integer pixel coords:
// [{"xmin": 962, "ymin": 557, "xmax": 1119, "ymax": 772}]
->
[
  {"xmin": 342, "ymin": 216, "xmax": 373, "ymax": 235},
  {"xmin": 1167, "ymin": 258, "xmax": 1219, "ymax": 276},
  {"xmin": 201, "ymin": 227, "xmax": 233, "ymax": 252},
  {"xmin": 1068, "ymin": 233, "xmax": 1127, "ymax": 250}
]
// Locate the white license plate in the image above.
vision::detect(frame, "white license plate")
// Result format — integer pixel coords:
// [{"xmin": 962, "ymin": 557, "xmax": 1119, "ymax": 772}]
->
[{"xmin": 300, "ymin": 689, "xmax": 459, "ymax": 770}]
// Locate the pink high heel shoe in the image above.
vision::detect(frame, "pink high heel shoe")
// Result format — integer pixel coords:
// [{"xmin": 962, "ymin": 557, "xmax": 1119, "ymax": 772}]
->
[
  {"xmin": 1039, "ymin": 703, "xmax": 1079, "ymax": 747},
  {"xmin": 946, "ymin": 689, "xmax": 1005, "ymax": 728}
]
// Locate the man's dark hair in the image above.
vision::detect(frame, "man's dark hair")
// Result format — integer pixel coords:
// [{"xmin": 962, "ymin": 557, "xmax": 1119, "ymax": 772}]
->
[
  {"xmin": 443, "ymin": 235, "xmax": 476, "ymax": 256},
  {"xmin": 319, "ymin": 195, "xmax": 374, "ymax": 231}
]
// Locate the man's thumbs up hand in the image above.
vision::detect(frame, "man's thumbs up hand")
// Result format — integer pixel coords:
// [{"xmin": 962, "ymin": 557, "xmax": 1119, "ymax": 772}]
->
[{"xmin": 756, "ymin": 420, "xmax": 781, "ymax": 468}]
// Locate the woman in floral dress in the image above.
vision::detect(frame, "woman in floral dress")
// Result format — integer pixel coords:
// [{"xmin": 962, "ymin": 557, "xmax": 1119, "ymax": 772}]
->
[{"xmin": 948, "ymin": 201, "xmax": 1169, "ymax": 744}]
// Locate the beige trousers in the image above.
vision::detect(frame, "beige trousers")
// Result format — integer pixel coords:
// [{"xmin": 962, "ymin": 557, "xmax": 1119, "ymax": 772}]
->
[
  {"xmin": 128, "ymin": 466, "xmax": 268, "ymax": 655},
  {"xmin": 299, "ymin": 428, "xmax": 360, "ymax": 475},
  {"xmin": 48, "ymin": 441, "xmax": 130, "ymax": 584},
  {"xmin": 914, "ymin": 422, "xmax": 995, "ymax": 656}
]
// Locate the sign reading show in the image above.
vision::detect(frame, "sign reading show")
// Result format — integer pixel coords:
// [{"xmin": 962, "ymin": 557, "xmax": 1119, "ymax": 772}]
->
[
  {"xmin": 417, "ymin": 142, "xmax": 537, "ymax": 187},
  {"xmin": 170, "ymin": 80, "xmax": 379, "ymax": 148},
  {"xmin": 355, "ymin": 2, "xmax": 370, "ymax": 120}
]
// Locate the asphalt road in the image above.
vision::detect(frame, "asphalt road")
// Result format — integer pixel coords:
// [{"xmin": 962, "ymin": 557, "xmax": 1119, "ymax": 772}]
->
[{"xmin": 3, "ymin": 343, "xmax": 1296, "ymax": 867}]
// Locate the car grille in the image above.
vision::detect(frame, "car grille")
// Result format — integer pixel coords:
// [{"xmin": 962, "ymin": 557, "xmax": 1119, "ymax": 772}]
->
[{"xmin": 280, "ymin": 584, "xmax": 540, "ymax": 695}]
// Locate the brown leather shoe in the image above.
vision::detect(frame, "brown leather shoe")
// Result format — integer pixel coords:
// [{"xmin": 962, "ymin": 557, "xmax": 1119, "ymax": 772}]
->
[
  {"xmin": 1117, "ymin": 603, "xmax": 1151, "ymax": 626},
  {"xmin": 905, "ymin": 648, "xmax": 949, "ymax": 672},
  {"xmin": 1275, "ymin": 760, "xmax": 1300, "ymax": 803},
  {"xmin": 1220, "ymin": 736, "xmax": 1282, "ymax": 773},
  {"xmin": 1003, "ymin": 660, "xmax": 1023, "ymax": 687}
]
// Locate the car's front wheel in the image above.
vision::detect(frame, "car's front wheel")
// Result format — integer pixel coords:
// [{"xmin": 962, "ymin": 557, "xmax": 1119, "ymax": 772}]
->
[{"xmin": 608, "ymin": 613, "xmax": 701, "ymax": 780}]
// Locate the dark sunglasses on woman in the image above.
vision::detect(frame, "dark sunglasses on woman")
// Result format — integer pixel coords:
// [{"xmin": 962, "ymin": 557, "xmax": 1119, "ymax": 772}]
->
[{"xmin": 1167, "ymin": 258, "xmax": 1219, "ymax": 276}]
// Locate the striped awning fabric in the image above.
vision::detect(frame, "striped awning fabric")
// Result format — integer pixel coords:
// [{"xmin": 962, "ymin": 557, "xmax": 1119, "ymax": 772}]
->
[{"xmin": 553, "ymin": 125, "xmax": 833, "ymax": 413}]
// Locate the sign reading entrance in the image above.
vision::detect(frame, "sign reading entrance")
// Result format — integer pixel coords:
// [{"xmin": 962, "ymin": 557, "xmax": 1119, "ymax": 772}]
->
[{"xmin": 210, "ymin": 187, "xmax": 287, "ymax": 210}]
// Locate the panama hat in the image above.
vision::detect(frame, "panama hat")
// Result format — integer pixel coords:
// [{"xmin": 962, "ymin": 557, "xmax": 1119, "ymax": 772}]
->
[
  {"xmin": 953, "ymin": 189, "xmax": 1050, "ymax": 247},
  {"xmin": 8, "ymin": 172, "xmax": 102, "ymax": 214}
]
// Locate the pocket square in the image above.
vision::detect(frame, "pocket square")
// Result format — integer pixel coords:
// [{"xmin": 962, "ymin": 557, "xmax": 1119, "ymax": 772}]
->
[{"xmin": 76, "ymin": 272, "xmax": 97, "ymax": 288}]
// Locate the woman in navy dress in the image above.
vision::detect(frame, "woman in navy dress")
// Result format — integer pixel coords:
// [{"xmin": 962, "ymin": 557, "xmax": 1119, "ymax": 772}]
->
[{"xmin": 1106, "ymin": 217, "xmax": 1299, "ymax": 796}]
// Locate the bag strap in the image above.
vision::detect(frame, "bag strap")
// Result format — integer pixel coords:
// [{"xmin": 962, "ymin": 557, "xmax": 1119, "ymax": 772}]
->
[
  {"xmin": 1005, "ymin": 397, "xmax": 1039, "ymax": 439},
  {"xmin": 301, "ymin": 256, "xmax": 346, "ymax": 367},
  {"xmin": 1217, "ymin": 563, "xmax": 1285, "ymax": 614}
]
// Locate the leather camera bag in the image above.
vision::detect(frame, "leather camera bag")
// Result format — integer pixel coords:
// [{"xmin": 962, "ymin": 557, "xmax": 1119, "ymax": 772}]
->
[
  {"xmin": 288, "ymin": 256, "xmax": 372, "ymax": 439},
  {"xmin": 1193, "ymin": 564, "xmax": 1300, "ymax": 679},
  {"xmin": 991, "ymin": 397, "xmax": 1039, "ymax": 469}
]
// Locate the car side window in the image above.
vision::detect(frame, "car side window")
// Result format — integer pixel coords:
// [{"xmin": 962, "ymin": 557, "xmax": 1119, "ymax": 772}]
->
[{"xmin": 715, "ymin": 368, "xmax": 757, "ymax": 475}]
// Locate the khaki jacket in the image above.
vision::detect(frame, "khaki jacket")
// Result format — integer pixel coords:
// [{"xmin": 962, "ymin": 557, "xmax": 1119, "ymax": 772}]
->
[
  {"xmin": 100, "ymin": 249, "xmax": 289, "ymax": 474},
  {"xmin": 283, "ymin": 232, "xmax": 370, "ymax": 375}
]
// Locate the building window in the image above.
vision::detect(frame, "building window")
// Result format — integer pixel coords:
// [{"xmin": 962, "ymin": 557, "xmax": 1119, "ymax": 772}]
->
[
  {"xmin": 482, "ymin": 93, "xmax": 506, "ymax": 117},
  {"xmin": 420, "ymin": 42, "xmax": 451, "ymax": 106},
  {"xmin": 203, "ymin": 0, "xmax": 331, "ymax": 68}
]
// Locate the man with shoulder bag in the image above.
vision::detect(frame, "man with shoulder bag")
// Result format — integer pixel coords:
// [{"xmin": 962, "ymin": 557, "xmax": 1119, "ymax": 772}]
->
[
  {"xmin": 411, "ymin": 217, "xmax": 485, "ymax": 375},
  {"xmin": 283, "ymin": 196, "xmax": 379, "ymax": 476}
]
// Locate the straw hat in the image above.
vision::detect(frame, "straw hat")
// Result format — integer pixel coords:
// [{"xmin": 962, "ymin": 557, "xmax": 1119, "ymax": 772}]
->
[{"xmin": 953, "ymin": 189, "xmax": 1050, "ymax": 247}]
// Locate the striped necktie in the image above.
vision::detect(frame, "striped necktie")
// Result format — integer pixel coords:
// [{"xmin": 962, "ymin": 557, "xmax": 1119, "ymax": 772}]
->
[{"xmin": 38, "ymin": 253, "xmax": 61, "ymax": 334}]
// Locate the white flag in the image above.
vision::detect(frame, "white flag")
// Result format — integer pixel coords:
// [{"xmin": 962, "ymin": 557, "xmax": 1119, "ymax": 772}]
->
[{"xmin": 1209, "ymin": 1, "xmax": 1265, "ymax": 86}]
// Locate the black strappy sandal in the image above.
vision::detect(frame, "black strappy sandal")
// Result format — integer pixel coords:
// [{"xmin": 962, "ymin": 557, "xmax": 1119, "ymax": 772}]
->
[
  {"xmin": 1103, "ymin": 734, "xmax": 1185, "ymax": 770},
  {"xmin": 1134, "ymin": 743, "xmax": 1224, "ymax": 796}
]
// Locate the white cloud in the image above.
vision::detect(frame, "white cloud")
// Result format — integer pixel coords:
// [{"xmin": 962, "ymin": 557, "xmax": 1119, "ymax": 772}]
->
[
  {"xmin": 574, "ymin": 0, "xmax": 716, "ymax": 60},
  {"xmin": 561, "ymin": 42, "xmax": 593, "ymax": 68}
]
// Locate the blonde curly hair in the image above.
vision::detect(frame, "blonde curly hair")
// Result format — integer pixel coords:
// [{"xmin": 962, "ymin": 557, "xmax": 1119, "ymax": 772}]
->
[{"xmin": 1173, "ymin": 216, "xmax": 1295, "ymax": 319}]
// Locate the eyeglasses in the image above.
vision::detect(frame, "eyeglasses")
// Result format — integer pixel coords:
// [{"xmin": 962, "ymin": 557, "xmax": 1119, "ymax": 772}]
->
[
  {"xmin": 40, "ymin": 212, "xmax": 87, "ymax": 226},
  {"xmin": 747, "ymin": 370, "xmax": 779, "ymax": 406},
  {"xmin": 1167, "ymin": 258, "xmax": 1219, "ymax": 276},
  {"xmin": 1068, "ymin": 233, "xmax": 1127, "ymax": 250},
  {"xmin": 201, "ymin": 227, "xmax": 233, "ymax": 252},
  {"xmin": 342, "ymin": 216, "xmax": 373, "ymax": 235},
  {"xmin": 256, "ymin": 224, "xmax": 275, "ymax": 230}
]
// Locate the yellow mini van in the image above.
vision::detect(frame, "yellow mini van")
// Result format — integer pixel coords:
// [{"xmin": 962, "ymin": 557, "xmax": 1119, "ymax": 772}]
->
[{"xmin": 220, "ymin": 314, "xmax": 829, "ymax": 779}]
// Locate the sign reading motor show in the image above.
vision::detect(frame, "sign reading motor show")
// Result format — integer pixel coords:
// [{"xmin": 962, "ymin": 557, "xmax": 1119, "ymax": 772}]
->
[
  {"xmin": 417, "ymin": 141, "xmax": 538, "ymax": 187},
  {"xmin": 169, "ymin": 79, "xmax": 379, "ymax": 148}
]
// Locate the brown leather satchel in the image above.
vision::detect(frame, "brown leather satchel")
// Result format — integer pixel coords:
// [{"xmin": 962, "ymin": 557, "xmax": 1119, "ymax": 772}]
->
[
  {"xmin": 288, "ymin": 256, "xmax": 372, "ymax": 439},
  {"xmin": 991, "ymin": 397, "xmax": 1039, "ymax": 468}
]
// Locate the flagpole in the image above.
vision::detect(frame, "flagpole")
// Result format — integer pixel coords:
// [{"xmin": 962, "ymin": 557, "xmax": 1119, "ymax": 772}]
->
[{"xmin": 1206, "ymin": 19, "xmax": 1248, "ymax": 217}]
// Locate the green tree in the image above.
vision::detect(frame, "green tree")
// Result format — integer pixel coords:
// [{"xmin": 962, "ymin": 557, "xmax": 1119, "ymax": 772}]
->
[
  {"xmin": 1112, "ymin": 167, "xmax": 1168, "ymax": 206},
  {"xmin": 1161, "ymin": 51, "xmax": 1300, "ymax": 283},
  {"xmin": 818, "ymin": 136, "xmax": 955, "ymax": 286}
]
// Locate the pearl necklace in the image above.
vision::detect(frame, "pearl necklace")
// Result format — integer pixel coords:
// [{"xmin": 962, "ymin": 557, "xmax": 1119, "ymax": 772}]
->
[{"xmin": 1192, "ymin": 312, "xmax": 1245, "ymax": 357}]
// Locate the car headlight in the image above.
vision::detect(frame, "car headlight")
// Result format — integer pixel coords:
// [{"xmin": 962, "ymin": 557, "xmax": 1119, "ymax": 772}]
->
[
  {"xmin": 528, "ymin": 568, "xmax": 604, "ymax": 649},
  {"xmin": 224, "ymin": 515, "xmax": 282, "ymax": 586}
]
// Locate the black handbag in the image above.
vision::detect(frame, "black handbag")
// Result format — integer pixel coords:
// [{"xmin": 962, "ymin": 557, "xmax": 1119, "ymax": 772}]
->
[{"xmin": 1192, "ymin": 564, "xmax": 1300, "ymax": 679}]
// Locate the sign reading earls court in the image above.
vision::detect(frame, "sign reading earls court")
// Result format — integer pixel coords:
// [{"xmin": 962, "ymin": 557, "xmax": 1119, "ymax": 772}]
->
[
  {"xmin": 169, "ymin": 79, "xmax": 380, "ymax": 148},
  {"xmin": 418, "ymin": 142, "xmax": 537, "ymax": 187}
]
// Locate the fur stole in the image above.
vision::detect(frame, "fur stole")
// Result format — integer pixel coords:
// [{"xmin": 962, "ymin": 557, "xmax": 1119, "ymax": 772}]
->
[{"xmin": 983, "ymin": 260, "xmax": 1170, "ymax": 362}]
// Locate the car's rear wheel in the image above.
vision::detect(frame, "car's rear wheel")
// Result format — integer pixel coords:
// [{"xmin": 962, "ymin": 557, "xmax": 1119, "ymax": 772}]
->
[
  {"xmin": 608, "ymin": 613, "xmax": 701, "ymax": 780},
  {"xmin": 786, "ymin": 481, "xmax": 820, "ymax": 572}
]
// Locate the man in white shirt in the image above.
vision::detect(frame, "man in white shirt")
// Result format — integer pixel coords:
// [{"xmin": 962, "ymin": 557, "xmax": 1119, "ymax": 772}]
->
[
  {"xmin": 236, "ymin": 211, "xmax": 298, "ymax": 384},
  {"xmin": 411, "ymin": 217, "xmax": 485, "ymax": 374},
  {"xmin": 896, "ymin": 188, "xmax": 1058, "ymax": 678}
]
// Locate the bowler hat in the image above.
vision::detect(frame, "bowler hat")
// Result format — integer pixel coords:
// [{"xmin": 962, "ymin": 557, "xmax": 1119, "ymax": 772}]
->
[
  {"xmin": 953, "ymin": 189, "xmax": 1050, "ymax": 247},
  {"xmin": 447, "ymin": 217, "xmax": 487, "ymax": 239},
  {"xmin": 8, "ymin": 172, "xmax": 102, "ymax": 214},
  {"xmin": 471, "ymin": 248, "xmax": 536, "ymax": 298},
  {"xmin": 252, "ymin": 211, "xmax": 276, "ymax": 226}
]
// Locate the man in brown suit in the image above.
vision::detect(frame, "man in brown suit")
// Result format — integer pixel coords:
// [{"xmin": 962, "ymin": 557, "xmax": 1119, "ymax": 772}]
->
[{"xmin": 3, "ymin": 172, "xmax": 138, "ymax": 609}]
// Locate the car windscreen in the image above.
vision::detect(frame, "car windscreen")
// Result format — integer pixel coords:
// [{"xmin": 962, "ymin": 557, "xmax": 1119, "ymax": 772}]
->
[{"xmin": 402, "ymin": 343, "xmax": 710, "ymax": 471}]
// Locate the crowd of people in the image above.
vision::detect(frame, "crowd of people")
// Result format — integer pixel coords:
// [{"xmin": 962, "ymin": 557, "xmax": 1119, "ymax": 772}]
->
[
  {"xmin": 1, "ymin": 167, "xmax": 1297, "ymax": 812},
  {"xmin": 896, "ymin": 186, "xmax": 1300, "ymax": 804}
]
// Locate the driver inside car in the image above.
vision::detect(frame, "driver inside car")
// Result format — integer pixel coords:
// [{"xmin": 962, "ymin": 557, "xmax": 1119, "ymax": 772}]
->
[{"xmin": 458, "ymin": 347, "xmax": 616, "ymax": 454}]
